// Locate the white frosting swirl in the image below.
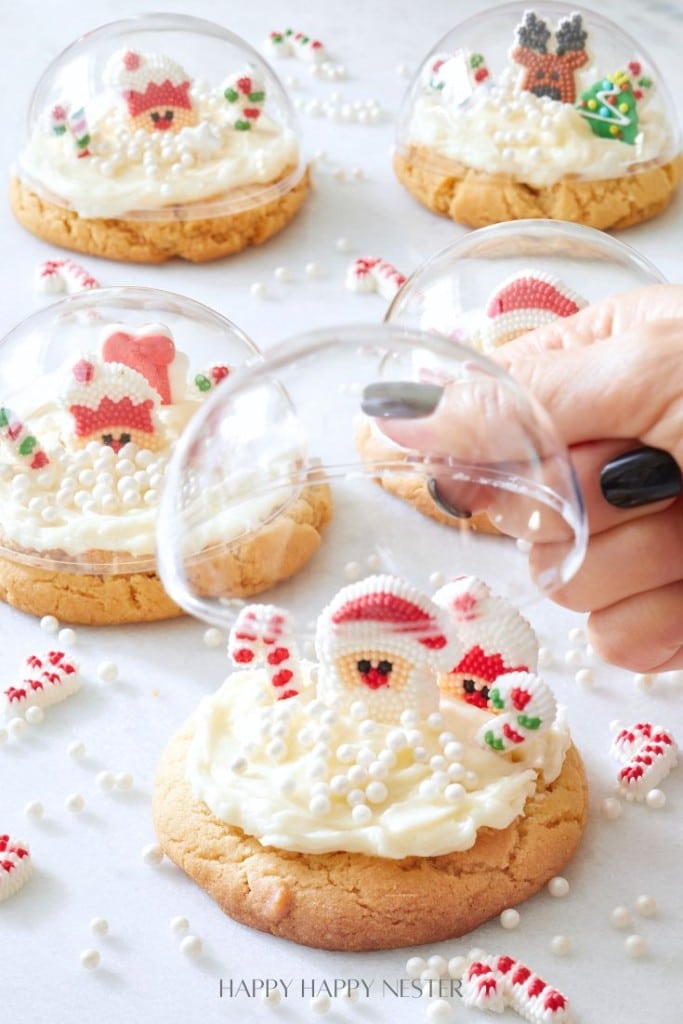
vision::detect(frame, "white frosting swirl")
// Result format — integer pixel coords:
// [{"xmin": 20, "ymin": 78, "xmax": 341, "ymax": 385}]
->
[
  {"xmin": 405, "ymin": 69, "xmax": 674, "ymax": 187},
  {"xmin": 186, "ymin": 666, "xmax": 570, "ymax": 859},
  {"xmin": 18, "ymin": 91, "xmax": 299, "ymax": 219}
]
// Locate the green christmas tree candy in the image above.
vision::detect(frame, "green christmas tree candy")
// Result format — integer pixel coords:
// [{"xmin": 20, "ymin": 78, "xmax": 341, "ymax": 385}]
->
[{"xmin": 577, "ymin": 71, "xmax": 639, "ymax": 145}]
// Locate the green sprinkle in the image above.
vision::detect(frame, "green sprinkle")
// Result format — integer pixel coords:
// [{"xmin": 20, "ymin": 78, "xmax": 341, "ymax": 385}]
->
[
  {"xmin": 0, "ymin": 408, "xmax": 9, "ymax": 428},
  {"xmin": 77, "ymin": 134, "xmax": 91, "ymax": 149},
  {"xmin": 518, "ymin": 714, "xmax": 541, "ymax": 730},
  {"xmin": 470, "ymin": 53, "xmax": 484, "ymax": 68},
  {"xmin": 224, "ymin": 87, "xmax": 239, "ymax": 103},
  {"xmin": 234, "ymin": 120, "xmax": 251, "ymax": 131},
  {"xmin": 19, "ymin": 436, "xmax": 36, "ymax": 455},
  {"xmin": 248, "ymin": 91, "xmax": 265, "ymax": 103},
  {"xmin": 194, "ymin": 375, "xmax": 211, "ymax": 392},
  {"xmin": 490, "ymin": 688, "xmax": 505, "ymax": 710},
  {"xmin": 53, "ymin": 124, "xmax": 67, "ymax": 136},
  {"xmin": 484, "ymin": 730, "xmax": 505, "ymax": 751}
]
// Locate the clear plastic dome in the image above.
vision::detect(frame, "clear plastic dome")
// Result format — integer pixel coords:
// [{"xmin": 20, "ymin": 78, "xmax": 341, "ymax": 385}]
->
[
  {"xmin": 156, "ymin": 323, "xmax": 588, "ymax": 635},
  {"xmin": 386, "ymin": 219, "xmax": 665, "ymax": 348},
  {"xmin": 394, "ymin": 2, "xmax": 680, "ymax": 226},
  {"xmin": 15, "ymin": 13, "xmax": 305, "ymax": 220},
  {"xmin": 0, "ymin": 286, "xmax": 259, "ymax": 576}
]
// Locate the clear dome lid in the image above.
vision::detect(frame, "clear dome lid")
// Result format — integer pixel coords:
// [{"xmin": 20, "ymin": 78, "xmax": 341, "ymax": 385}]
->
[
  {"xmin": 395, "ymin": 1, "xmax": 680, "ymax": 185},
  {"xmin": 385, "ymin": 219, "xmax": 665, "ymax": 348},
  {"xmin": 156, "ymin": 323, "xmax": 588, "ymax": 635},
  {"xmin": 16, "ymin": 13, "xmax": 305, "ymax": 220},
  {"xmin": 0, "ymin": 286, "xmax": 259, "ymax": 574}
]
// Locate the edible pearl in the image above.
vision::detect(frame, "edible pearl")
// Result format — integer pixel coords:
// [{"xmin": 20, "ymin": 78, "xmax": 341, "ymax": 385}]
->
[
  {"xmin": 80, "ymin": 949, "xmax": 101, "ymax": 970},
  {"xmin": 500, "ymin": 908, "xmax": 520, "ymax": 929},
  {"xmin": 646, "ymin": 789, "xmax": 666, "ymax": 809},
  {"xmin": 548, "ymin": 876, "xmax": 570, "ymax": 898},
  {"xmin": 180, "ymin": 935, "xmax": 202, "ymax": 958},
  {"xmin": 635, "ymin": 894, "xmax": 658, "ymax": 917},
  {"xmin": 625, "ymin": 934, "xmax": 648, "ymax": 958},
  {"xmin": 90, "ymin": 917, "xmax": 109, "ymax": 936},
  {"xmin": 550, "ymin": 935, "xmax": 571, "ymax": 956},
  {"xmin": 601, "ymin": 796, "xmax": 623, "ymax": 820},
  {"xmin": 142, "ymin": 843, "xmax": 163, "ymax": 865},
  {"xmin": 610, "ymin": 906, "xmax": 632, "ymax": 929}
]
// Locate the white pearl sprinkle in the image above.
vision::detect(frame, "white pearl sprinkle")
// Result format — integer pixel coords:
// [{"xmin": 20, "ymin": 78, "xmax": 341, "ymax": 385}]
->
[
  {"xmin": 444, "ymin": 783, "xmax": 465, "ymax": 803},
  {"xmin": 40, "ymin": 615, "xmax": 59, "ymax": 634},
  {"xmin": 646, "ymin": 788, "xmax": 666, "ymax": 809},
  {"xmin": 426, "ymin": 999, "xmax": 453, "ymax": 1022},
  {"xmin": 115, "ymin": 772, "xmax": 134, "ymax": 791},
  {"xmin": 25, "ymin": 705, "xmax": 44, "ymax": 725},
  {"xmin": 309, "ymin": 795, "xmax": 331, "ymax": 816},
  {"xmin": 365, "ymin": 781, "xmax": 388, "ymax": 804},
  {"xmin": 406, "ymin": 956, "xmax": 426, "ymax": 978},
  {"xmin": 448, "ymin": 956, "xmax": 467, "ymax": 979},
  {"xmin": 90, "ymin": 917, "xmax": 109, "ymax": 936},
  {"xmin": 427, "ymin": 712, "xmax": 445, "ymax": 731},
  {"xmin": 203, "ymin": 628, "xmax": 223, "ymax": 647},
  {"xmin": 576, "ymin": 668, "xmax": 594, "ymax": 686},
  {"xmin": 350, "ymin": 701, "xmax": 368, "ymax": 720},
  {"xmin": 96, "ymin": 771, "xmax": 115, "ymax": 791},
  {"xmin": 335, "ymin": 237, "xmax": 351, "ymax": 252},
  {"xmin": 263, "ymin": 989, "xmax": 281, "ymax": 1007},
  {"xmin": 601, "ymin": 796, "xmax": 623, "ymax": 820},
  {"xmin": 427, "ymin": 954, "xmax": 448, "ymax": 976},
  {"xmin": 24, "ymin": 800, "xmax": 44, "ymax": 820},
  {"xmin": 564, "ymin": 649, "xmax": 582, "ymax": 667},
  {"xmin": 550, "ymin": 935, "xmax": 571, "ymax": 956},
  {"xmin": 66, "ymin": 793, "xmax": 85, "ymax": 813},
  {"xmin": 305, "ymin": 261, "xmax": 321, "ymax": 277},
  {"xmin": 347, "ymin": 788, "xmax": 366, "ymax": 807},
  {"xmin": 8, "ymin": 717, "xmax": 27, "ymax": 739},
  {"xmin": 67, "ymin": 740, "xmax": 86, "ymax": 760},
  {"xmin": 310, "ymin": 994, "xmax": 331, "ymax": 1015},
  {"xmin": 179, "ymin": 934, "xmax": 202, "ymax": 958},
  {"xmin": 500, "ymin": 908, "xmax": 520, "ymax": 929},
  {"xmin": 96, "ymin": 661, "xmax": 119, "ymax": 683},
  {"xmin": 344, "ymin": 560, "xmax": 362, "ymax": 581},
  {"xmin": 250, "ymin": 282, "xmax": 267, "ymax": 299},
  {"xmin": 170, "ymin": 916, "xmax": 190, "ymax": 934},
  {"xmin": 142, "ymin": 843, "xmax": 163, "ymax": 865},
  {"xmin": 634, "ymin": 673, "xmax": 655, "ymax": 691},
  {"xmin": 548, "ymin": 876, "xmax": 570, "ymax": 898},
  {"xmin": 351, "ymin": 803, "xmax": 372, "ymax": 825},
  {"xmin": 58, "ymin": 627, "xmax": 77, "ymax": 646},
  {"xmin": 537, "ymin": 647, "xmax": 554, "ymax": 667},
  {"xmin": 634, "ymin": 894, "xmax": 657, "ymax": 917},
  {"xmin": 610, "ymin": 906, "xmax": 632, "ymax": 929},
  {"xmin": 625, "ymin": 934, "xmax": 648, "ymax": 958},
  {"xmin": 80, "ymin": 948, "xmax": 100, "ymax": 970},
  {"xmin": 568, "ymin": 627, "xmax": 586, "ymax": 644},
  {"xmin": 273, "ymin": 266, "xmax": 290, "ymax": 282}
]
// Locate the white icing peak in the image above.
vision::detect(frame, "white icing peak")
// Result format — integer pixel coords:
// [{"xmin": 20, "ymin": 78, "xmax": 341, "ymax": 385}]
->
[{"xmin": 186, "ymin": 576, "xmax": 569, "ymax": 858}]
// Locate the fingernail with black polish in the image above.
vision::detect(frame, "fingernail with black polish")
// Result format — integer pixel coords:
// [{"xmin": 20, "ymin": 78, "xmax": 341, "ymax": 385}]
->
[
  {"xmin": 361, "ymin": 381, "xmax": 443, "ymax": 419},
  {"xmin": 427, "ymin": 477, "xmax": 472, "ymax": 519},
  {"xmin": 600, "ymin": 447, "xmax": 682, "ymax": 509}
]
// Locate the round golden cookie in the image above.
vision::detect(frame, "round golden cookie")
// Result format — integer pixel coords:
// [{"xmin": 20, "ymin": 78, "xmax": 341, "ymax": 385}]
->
[
  {"xmin": 153, "ymin": 724, "xmax": 587, "ymax": 951},
  {"xmin": 394, "ymin": 147, "xmax": 682, "ymax": 230},
  {"xmin": 9, "ymin": 166, "xmax": 310, "ymax": 264},
  {"xmin": 355, "ymin": 417, "xmax": 500, "ymax": 535},
  {"xmin": 0, "ymin": 481, "xmax": 332, "ymax": 624}
]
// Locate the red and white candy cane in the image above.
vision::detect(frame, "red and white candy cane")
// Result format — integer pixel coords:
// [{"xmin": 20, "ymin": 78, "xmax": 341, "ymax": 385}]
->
[
  {"xmin": 611, "ymin": 721, "xmax": 678, "ymax": 800},
  {"xmin": 345, "ymin": 257, "xmax": 407, "ymax": 302},
  {"xmin": 0, "ymin": 835, "xmax": 32, "ymax": 902},
  {"xmin": 1, "ymin": 651, "xmax": 80, "ymax": 715},
  {"xmin": 0, "ymin": 407, "xmax": 50, "ymax": 471},
  {"xmin": 228, "ymin": 605, "xmax": 300, "ymax": 700},
  {"xmin": 462, "ymin": 954, "xmax": 570, "ymax": 1023},
  {"xmin": 478, "ymin": 671, "xmax": 556, "ymax": 753},
  {"xmin": 266, "ymin": 29, "xmax": 327, "ymax": 64},
  {"xmin": 36, "ymin": 258, "xmax": 100, "ymax": 295}
]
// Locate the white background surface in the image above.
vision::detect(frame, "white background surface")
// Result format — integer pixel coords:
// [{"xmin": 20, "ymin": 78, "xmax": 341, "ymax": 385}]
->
[{"xmin": 1, "ymin": 2, "xmax": 682, "ymax": 1023}]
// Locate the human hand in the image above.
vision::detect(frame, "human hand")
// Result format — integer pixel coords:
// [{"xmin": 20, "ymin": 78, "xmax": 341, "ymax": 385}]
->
[{"xmin": 371, "ymin": 285, "xmax": 683, "ymax": 672}]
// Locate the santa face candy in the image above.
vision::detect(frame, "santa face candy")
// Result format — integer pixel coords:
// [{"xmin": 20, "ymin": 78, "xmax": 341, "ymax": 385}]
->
[
  {"xmin": 394, "ymin": 2, "xmax": 681, "ymax": 229},
  {"xmin": 0, "ymin": 288, "xmax": 331, "ymax": 625},
  {"xmin": 10, "ymin": 13, "xmax": 309, "ymax": 262},
  {"xmin": 153, "ymin": 573, "xmax": 587, "ymax": 949}
]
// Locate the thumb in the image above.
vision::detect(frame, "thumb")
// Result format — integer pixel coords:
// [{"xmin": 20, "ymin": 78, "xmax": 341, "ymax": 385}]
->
[{"xmin": 495, "ymin": 320, "xmax": 683, "ymax": 467}]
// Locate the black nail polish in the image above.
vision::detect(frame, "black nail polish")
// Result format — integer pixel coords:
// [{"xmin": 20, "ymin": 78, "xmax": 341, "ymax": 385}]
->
[
  {"xmin": 361, "ymin": 381, "xmax": 443, "ymax": 419},
  {"xmin": 600, "ymin": 447, "xmax": 682, "ymax": 509},
  {"xmin": 427, "ymin": 477, "xmax": 472, "ymax": 519}
]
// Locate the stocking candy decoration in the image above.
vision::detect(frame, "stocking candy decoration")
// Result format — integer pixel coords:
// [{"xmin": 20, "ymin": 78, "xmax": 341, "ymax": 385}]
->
[{"xmin": 315, "ymin": 575, "xmax": 456, "ymax": 722}]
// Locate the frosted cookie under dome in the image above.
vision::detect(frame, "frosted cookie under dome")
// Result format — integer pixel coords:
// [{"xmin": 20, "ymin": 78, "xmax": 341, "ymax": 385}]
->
[
  {"xmin": 372, "ymin": 219, "xmax": 666, "ymax": 534},
  {"xmin": 0, "ymin": 288, "xmax": 331, "ymax": 624},
  {"xmin": 10, "ymin": 14, "xmax": 309, "ymax": 262},
  {"xmin": 153, "ymin": 573, "xmax": 587, "ymax": 950},
  {"xmin": 394, "ymin": 2, "xmax": 681, "ymax": 229}
]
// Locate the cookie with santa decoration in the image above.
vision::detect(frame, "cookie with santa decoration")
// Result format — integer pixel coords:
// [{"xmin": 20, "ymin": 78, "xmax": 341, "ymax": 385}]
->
[
  {"xmin": 0, "ymin": 289, "xmax": 332, "ymax": 625},
  {"xmin": 153, "ymin": 573, "xmax": 587, "ymax": 950},
  {"xmin": 10, "ymin": 14, "xmax": 309, "ymax": 262}
]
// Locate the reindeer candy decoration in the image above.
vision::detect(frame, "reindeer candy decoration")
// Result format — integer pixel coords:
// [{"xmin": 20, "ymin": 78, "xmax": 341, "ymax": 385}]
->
[{"xmin": 511, "ymin": 10, "xmax": 588, "ymax": 104}]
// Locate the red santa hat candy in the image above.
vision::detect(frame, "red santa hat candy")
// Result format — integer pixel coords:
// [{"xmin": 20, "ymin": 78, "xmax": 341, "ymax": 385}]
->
[
  {"xmin": 433, "ymin": 576, "xmax": 538, "ymax": 681},
  {"xmin": 101, "ymin": 323, "xmax": 188, "ymax": 406},
  {"xmin": 481, "ymin": 271, "xmax": 587, "ymax": 351}
]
